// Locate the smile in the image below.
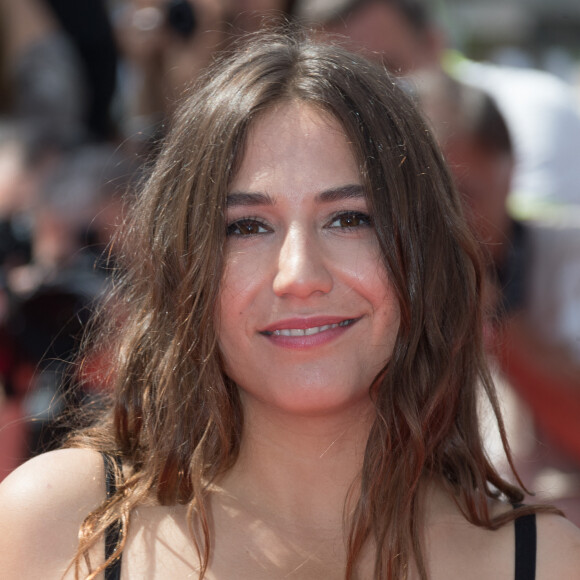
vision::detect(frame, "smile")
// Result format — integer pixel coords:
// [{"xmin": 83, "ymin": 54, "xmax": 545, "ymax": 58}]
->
[{"xmin": 262, "ymin": 318, "xmax": 357, "ymax": 337}]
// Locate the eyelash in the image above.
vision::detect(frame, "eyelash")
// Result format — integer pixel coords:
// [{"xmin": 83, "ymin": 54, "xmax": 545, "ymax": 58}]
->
[{"xmin": 225, "ymin": 211, "xmax": 372, "ymax": 237}]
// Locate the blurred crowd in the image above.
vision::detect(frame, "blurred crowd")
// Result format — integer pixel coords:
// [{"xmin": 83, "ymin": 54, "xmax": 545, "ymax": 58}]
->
[{"xmin": 0, "ymin": 0, "xmax": 579, "ymax": 525}]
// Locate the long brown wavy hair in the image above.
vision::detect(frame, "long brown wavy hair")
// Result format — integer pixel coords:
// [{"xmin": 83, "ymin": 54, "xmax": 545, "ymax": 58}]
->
[{"xmin": 67, "ymin": 29, "xmax": 536, "ymax": 579}]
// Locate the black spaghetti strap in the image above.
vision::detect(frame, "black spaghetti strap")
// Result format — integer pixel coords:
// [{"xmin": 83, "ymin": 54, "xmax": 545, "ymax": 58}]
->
[
  {"xmin": 102, "ymin": 453, "xmax": 123, "ymax": 580},
  {"xmin": 513, "ymin": 504, "xmax": 537, "ymax": 580}
]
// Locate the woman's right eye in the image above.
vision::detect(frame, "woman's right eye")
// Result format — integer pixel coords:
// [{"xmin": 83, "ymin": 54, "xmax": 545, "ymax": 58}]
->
[{"xmin": 226, "ymin": 219, "xmax": 270, "ymax": 236}]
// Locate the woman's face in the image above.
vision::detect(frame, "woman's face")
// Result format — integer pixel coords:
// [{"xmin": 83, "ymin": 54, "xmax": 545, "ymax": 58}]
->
[{"xmin": 217, "ymin": 102, "xmax": 400, "ymax": 416}]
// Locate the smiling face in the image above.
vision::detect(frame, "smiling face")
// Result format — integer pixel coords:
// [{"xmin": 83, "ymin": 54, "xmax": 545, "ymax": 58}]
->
[{"xmin": 217, "ymin": 102, "xmax": 400, "ymax": 417}]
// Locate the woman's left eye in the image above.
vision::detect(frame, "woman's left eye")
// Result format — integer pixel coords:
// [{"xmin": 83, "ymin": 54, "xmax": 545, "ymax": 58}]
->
[{"xmin": 327, "ymin": 212, "xmax": 372, "ymax": 229}]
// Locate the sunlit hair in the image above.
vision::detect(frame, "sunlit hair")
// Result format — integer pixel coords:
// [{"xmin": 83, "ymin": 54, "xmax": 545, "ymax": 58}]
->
[{"xmin": 68, "ymin": 29, "xmax": 535, "ymax": 580}]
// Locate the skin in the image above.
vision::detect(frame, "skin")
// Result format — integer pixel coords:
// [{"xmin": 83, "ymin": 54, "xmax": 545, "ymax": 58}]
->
[{"xmin": 1, "ymin": 103, "xmax": 580, "ymax": 579}]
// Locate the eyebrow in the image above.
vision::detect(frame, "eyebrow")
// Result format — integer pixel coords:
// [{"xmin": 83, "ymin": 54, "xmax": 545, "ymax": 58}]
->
[
  {"xmin": 226, "ymin": 184, "xmax": 365, "ymax": 207},
  {"xmin": 318, "ymin": 184, "xmax": 365, "ymax": 203},
  {"xmin": 226, "ymin": 191, "xmax": 273, "ymax": 207}
]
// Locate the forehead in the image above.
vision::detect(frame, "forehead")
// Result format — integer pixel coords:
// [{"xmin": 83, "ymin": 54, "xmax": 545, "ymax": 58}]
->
[
  {"xmin": 230, "ymin": 102, "xmax": 361, "ymax": 196},
  {"xmin": 246, "ymin": 102, "xmax": 346, "ymax": 151}
]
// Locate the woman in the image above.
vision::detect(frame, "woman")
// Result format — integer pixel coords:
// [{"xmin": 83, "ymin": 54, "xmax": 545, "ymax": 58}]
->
[{"xmin": 1, "ymin": 31, "xmax": 579, "ymax": 579}]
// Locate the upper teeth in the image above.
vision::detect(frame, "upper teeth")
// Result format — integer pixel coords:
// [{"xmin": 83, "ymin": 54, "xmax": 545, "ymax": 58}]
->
[{"xmin": 269, "ymin": 319, "xmax": 354, "ymax": 336}]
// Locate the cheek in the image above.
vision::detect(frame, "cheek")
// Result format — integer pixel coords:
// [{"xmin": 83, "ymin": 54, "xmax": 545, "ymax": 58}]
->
[
  {"xmin": 219, "ymin": 251, "xmax": 266, "ymax": 313},
  {"xmin": 216, "ymin": 293, "xmax": 243, "ymax": 381},
  {"xmin": 339, "ymin": 243, "xmax": 395, "ymax": 303},
  {"xmin": 356, "ymin": 254, "xmax": 401, "ymax": 341},
  {"xmin": 372, "ymin": 283, "xmax": 401, "ymax": 347},
  {"xmin": 216, "ymin": 252, "xmax": 269, "ymax": 364},
  {"xmin": 337, "ymin": 253, "xmax": 400, "ymax": 351}
]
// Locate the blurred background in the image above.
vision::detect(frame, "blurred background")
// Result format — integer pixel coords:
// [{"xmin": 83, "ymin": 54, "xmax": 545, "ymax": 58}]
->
[
  {"xmin": 0, "ymin": 0, "xmax": 578, "ymax": 525},
  {"xmin": 443, "ymin": 0, "xmax": 580, "ymax": 75}
]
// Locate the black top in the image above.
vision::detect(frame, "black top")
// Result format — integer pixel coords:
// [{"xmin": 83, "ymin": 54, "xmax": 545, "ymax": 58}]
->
[
  {"xmin": 101, "ymin": 455, "xmax": 537, "ymax": 579},
  {"xmin": 514, "ymin": 505, "xmax": 538, "ymax": 580},
  {"xmin": 102, "ymin": 453, "xmax": 122, "ymax": 580}
]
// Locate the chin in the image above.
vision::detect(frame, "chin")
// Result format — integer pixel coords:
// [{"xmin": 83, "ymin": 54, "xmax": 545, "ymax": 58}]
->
[{"xmin": 239, "ymin": 381, "xmax": 374, "ymax": 418}]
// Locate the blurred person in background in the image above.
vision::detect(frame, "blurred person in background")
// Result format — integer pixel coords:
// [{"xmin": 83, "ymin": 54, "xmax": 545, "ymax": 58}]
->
[
  {"xmin": 0, "ymin": 135, "xmax": 133, "ymax": 472},
  {"xmin": 7, "ymin": 144, "xmax": 133, "ymax": 458},
  {"xmin": 0, "ymin": 0, "xmax": 123, "ymax": 472},
  {"xmin": 0, "ymin": 0, "xmax": 87, "ymax": 147},
  {"xmin": 0, "ymin": 124, "xmax": 37, "ymax": 481},
  {"xmin": 411, "ymin": 68, "xmax": 580, "ymax": 526},
  {"xmin": 231, "ymin": 0, "xmax": 299, "ymax": 33},
  {"xmin": 114, "ymin": 0, "xmax": 299, "ymax": 151},
  {"xmin": 39, "ymin": 0, "xmax": 119, "ymax": 142},
  {"xmin": 295, "ymin": 0, "xmax": 580, "ymax": 216},
  {"xmin": 0, "ymin": 0, "xmax": 119, "ymax": 145},
  {"xmin": 114, "ymin": 0, "xmax": 235, "ymax": 145}
]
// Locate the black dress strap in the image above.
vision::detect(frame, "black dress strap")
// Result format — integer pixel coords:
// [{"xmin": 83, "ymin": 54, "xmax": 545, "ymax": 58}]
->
[
  {"xmin": 513, "ymin": 504, "xmax": 537, "ymax": 580},
  {"xmin": 102, "ymin": 453, "xmax": 123, "ymax": 580}
]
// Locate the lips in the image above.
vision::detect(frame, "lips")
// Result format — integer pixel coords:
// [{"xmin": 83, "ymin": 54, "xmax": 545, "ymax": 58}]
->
[
  {"xmin": 258, "ymin": 316, "xmax": 362, "ymax": 349},
  {"xmin": 261, "ymin": 318, "xmax": 357, "ymax": 337}
]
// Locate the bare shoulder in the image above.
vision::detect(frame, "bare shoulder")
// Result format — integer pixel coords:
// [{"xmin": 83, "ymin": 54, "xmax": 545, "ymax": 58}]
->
[
  {"xmin": 536, "ymin": 512, "xmax": 580, "ymax": 579},
  {"xmin": 0, "ymin": 448, "xmax": 106, "ymax": 516},
  {"xmin": 0, "ymin": 448, "xmax": 107, "ymax": 579}
]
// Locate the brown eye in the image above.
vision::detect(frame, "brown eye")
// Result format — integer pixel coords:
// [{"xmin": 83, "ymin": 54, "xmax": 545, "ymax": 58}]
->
[
  {"xmin": 227, "ymin": 219, "xmax": 269, "ymax": 236},
  {"xmin": 328, "ymin": 212, "xmax": 372, "ymax": 229},
  {"xmin": 340, "ymin": 214, "xmax": 361, "ymax": 227}
]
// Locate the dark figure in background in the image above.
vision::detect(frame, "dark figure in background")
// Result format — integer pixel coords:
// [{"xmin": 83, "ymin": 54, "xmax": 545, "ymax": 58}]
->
[{"xmin": 42, "ymin": 0, "xmax": 119, "ymax": 141}]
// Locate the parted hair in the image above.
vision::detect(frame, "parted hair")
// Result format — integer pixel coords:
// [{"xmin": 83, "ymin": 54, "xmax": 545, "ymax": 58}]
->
[{"xmin": 68, "ymin": 28, "xmax": 532, "ymax": 580}]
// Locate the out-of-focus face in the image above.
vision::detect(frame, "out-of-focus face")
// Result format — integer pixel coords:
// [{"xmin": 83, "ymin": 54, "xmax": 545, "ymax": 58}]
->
[
  {"xmin": 231, "ymin": 0, "xmax": 292, "ymax": 32},
  {"xmin": 444, "ymin": 134, "xmax": 514, "ymax": 260},
  {"xmin": 115, "ymin": 0, "xmax": 233, "ymax": 109},
  {"xmin": 322, "ymin": 1, "xmax": 441, "ymax": 74},
  {"xmin": 0, "ymin": 144, "xmax": 26, "ymax": 216},
  {"xmin": 217, "ymin": 102, "xmax": 400, "ymax": 417}
]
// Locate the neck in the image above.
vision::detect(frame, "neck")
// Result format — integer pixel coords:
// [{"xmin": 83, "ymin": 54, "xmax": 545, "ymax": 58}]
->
[{"xmin": 218, "ymin": 394, "xmax": 375, "ymax": 531}]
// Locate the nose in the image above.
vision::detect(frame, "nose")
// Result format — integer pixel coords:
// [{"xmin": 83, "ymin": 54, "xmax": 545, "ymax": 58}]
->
[{"xmin": 273, "ymin": 227, "xmax": 333, "ymax": 298}]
